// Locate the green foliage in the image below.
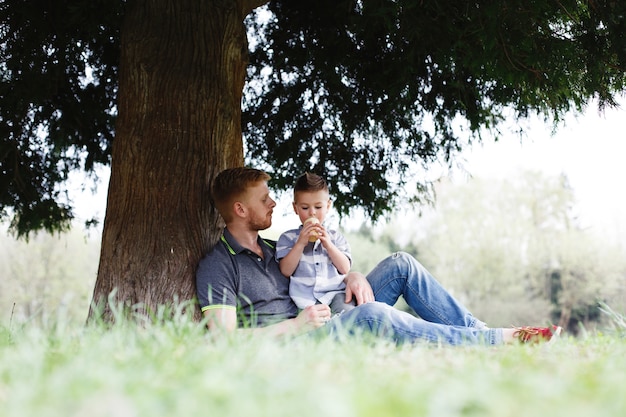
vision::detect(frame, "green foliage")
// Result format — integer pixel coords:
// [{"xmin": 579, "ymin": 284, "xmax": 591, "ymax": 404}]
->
[
  {"xmin": 2, "ymin": 315, "xmax": 626, "ymax": 417},
  {"xmin": 0, "ymin": 0, "xmax": 122, "ymax": 236},
  {"xmin": 244, "ymin": 0, "xmax": 626, "ymax": 218},
  {"xmin": 3, "ymin": 1, "xmax": 626, "ymax": 236},
  {"xmin": 599, "ymin": 302, "xmax": 626, "ymax": 337}
]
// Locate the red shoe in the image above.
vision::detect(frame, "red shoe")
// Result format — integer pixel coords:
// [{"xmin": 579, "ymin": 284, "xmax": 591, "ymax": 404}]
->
[{"xmin": 513, "ymin": 325, "xmax": 562, "ymax": 344}]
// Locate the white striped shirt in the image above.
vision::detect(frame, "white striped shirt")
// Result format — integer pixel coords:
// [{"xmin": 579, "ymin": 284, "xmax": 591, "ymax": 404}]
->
[{"xmin": 276, "ymin": 226, "xmax": 351, "ymax": 309}]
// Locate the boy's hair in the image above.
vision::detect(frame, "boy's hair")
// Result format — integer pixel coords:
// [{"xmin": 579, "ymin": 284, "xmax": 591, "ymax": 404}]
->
[
  {"xmin": 212, "ymin": 167, "xmax": 271, "ymax": 222},
  {"xmin": 293, "ymin": 172, "xmax": 329, "ymax": 195}
]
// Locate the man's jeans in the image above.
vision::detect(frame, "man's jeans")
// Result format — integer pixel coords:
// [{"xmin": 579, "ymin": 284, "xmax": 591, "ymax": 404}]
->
[{"xmin": 323, "ymin": 252, "xmax": 503, "ymax": 346}]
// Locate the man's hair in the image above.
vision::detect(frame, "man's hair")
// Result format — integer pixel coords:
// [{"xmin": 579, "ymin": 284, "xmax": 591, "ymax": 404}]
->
[
  {"xmin": 293, "ymin": 172, "xmax": 329, "ymax": 195},
  {"xmin": 212, "ymin": 167, "xmax": 271, "ymax": 221}
]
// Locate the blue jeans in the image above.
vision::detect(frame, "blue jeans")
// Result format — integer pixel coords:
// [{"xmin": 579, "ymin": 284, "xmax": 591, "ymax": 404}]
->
[{"xmin": 322, "ymin": 252, "xmax": 503, "ymax": 345}]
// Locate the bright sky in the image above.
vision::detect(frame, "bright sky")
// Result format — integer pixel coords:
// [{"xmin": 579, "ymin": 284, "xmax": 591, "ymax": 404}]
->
[
  {"xmin": 460, "ymin": 99, "xmax": 626, "ymax": 245},
  {"xmin": 72, "ymin": 99, "xmax": 626, "ymax": 245}
]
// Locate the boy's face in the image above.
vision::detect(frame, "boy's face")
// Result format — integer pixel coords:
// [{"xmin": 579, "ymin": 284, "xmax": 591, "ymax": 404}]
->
[{"xmin": 292, "ymin": 190, "xmax": 331, "ymax": 224}]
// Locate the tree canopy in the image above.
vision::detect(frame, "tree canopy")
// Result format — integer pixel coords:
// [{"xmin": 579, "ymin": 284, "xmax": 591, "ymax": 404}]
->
[
  {"xmin": 0, "ymin": 0, "xmax": 122, "ymax": 235},
  {"xmin": 2, "ymin": 0, "xmax": 626, "ymax": 237},
  {"xmin": 243, "ymin": 0, "xmax": 626, "ymax": 217}
]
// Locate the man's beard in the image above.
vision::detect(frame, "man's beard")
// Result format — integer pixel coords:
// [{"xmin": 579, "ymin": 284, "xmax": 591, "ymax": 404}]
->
[{"xmin": 249, "ymin": 212, "xmax": 272, "ymax": 231}]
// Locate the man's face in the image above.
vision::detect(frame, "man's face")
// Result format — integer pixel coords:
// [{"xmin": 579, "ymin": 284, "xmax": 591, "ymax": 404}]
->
[{"xmin": 242, "ymin": 181, "xmax": 276, "ymax": 231}]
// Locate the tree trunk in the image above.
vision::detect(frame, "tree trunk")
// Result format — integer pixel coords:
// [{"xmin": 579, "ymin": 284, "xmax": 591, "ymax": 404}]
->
[{"xmin": 88, "ymin": 0, "xmax": 248, "ymax": 322}]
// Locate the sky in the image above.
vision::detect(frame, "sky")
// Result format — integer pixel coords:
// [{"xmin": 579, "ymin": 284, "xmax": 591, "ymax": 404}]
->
[
  {"xmin": 460, "ymin": 99, "xmax": 626, "ymax": 245},
  {"xmin": 71, "ymin": 98, "xmax": 626, "ymax": 245}
]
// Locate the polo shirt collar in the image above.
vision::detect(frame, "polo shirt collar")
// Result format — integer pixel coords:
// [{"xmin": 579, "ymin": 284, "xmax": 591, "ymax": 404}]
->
[{"xmin": 221, "ymin": 228, "xmax": 274, "ymax": 256}]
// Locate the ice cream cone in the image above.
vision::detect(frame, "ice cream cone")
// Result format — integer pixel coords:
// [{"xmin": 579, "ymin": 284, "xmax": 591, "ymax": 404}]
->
[{"xmin": 304, "ymin": 217, "xmax": 320, "ymax": 242}]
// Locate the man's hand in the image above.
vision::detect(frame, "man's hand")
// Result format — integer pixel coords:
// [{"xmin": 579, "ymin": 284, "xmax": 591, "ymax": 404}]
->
[
  {"xmin": 295, "ymin": 304, "xmax": 332, "ymax": 331},
  {"xmin": 344, "ymin": 271, "xmax": 374, "ymax": 305}
]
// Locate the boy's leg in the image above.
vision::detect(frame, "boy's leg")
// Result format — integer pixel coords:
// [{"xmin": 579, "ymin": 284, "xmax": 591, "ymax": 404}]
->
[
  {"xmin": 366, "ymin": 252, "xmax": 487, "ymax": 329},
  {"xmin": 329, "ymin": 292, "xmax": 356, "ymax": 315}
]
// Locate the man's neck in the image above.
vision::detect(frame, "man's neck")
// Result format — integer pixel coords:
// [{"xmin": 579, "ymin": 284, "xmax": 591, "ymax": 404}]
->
[{"xmin": 226, "ymin": 223, "xmax": 261, "ymax": 252}]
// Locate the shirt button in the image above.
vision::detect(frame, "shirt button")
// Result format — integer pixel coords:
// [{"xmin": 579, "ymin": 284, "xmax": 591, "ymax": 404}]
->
[{"xmin": 258, "ymin": 258, "xmax": 262, "ymax": 262}]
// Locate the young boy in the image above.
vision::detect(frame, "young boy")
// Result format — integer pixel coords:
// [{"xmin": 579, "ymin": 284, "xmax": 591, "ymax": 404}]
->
[{"xmin": 276, "ymin": 173, "xmax": 357, "ymax": 315}]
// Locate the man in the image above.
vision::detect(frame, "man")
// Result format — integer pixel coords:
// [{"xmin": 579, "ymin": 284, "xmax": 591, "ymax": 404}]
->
[{"xmin": 196, "ymin": 167, "xmax": 561, "ymax": 345}]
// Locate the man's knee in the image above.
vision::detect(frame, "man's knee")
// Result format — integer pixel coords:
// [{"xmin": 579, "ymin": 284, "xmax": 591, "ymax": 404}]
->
[
  {"xmin": 388, "ymin": 251, "xmax": 421, "ymax": 272},
  {"xmin": 353, "ymin": 301, "xmax": 393, "ymax": 319},
  {"xmin": 390, "ymin": 251, "xmax": 411, "ymax": 262},
  {"xmin": 379, "ymin": 251, "xmax": 410, "ymax": 268}
]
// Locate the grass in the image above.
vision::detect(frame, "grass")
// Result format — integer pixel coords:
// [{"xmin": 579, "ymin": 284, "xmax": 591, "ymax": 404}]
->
[{"xmin": 2, "ymin": 306, "xmax": 626, "ymax": 417}]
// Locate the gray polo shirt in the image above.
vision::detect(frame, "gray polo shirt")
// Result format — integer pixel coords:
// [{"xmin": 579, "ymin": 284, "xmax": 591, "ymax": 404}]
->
[{"xmin": 196, "ymin": 228, "xmax": 299, "ymax": 327}]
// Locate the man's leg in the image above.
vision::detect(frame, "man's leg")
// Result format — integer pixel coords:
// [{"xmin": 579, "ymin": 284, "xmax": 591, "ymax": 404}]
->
[
  {"xmin": 366, "ymin": 252, "xmax": 487, "ymax": 329},
  {"xmin": 325, "ymin": 302, "xmax": 501, "ymax": 346}
]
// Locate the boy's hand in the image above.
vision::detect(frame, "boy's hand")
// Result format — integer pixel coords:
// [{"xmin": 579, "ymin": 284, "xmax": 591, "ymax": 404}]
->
[
  {"xmin": 300, "ymin": 218, "xmax": 322, "ymax": 244},
  {"xmin": 316, "ymin": 224, "xmax": 333, "ymax": 247}
]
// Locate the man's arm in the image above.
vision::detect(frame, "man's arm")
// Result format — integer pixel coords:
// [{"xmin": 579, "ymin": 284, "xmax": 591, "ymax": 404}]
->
[
  {"xmin": 203, "ymin": 304, "xmax": 333, "ymax": 337},
  {"xmin": 203, "ymin": 306, "xmax": 238, "ymax": 332}
]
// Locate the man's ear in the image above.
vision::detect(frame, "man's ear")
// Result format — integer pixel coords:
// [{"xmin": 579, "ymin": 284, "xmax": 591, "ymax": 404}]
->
[{"xmin": 233, "ymin": 201, "xmax": 247, "ymax": 218}]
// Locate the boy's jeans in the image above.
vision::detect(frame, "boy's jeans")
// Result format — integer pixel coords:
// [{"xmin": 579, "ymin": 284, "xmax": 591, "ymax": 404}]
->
[{"xmin": 325, "ymin": 252, "xmax": 503, "ymax": 345}]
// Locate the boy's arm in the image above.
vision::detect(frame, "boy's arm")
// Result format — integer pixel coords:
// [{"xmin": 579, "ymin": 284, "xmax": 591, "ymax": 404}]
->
[
  {"xmin": 278, "ymin": 241, "xmax": 307, "ymax": 277},
  {"xmin": 318, "ymin": 228, "xmax": 351, "ymax": 274},
  {"xmin": 322, "ymin": 241, "xmax": 351, "ymax": 274},
  {"xmin": 277, "ymin": 225, "xmax": 317, "ymax": 277}
]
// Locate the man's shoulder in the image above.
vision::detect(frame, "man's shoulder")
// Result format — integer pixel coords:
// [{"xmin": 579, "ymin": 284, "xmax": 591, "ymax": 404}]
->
[
  {"xmin": 198, "ymin": 238, "xmax": 232, "ymax": 265},
  {"xmin": 196, "ymin": 239, "xmax": 238, "ymax": 289},
  {"xmin": 260, "ymin": 237, "xmax": 278, "ymax": 247}
]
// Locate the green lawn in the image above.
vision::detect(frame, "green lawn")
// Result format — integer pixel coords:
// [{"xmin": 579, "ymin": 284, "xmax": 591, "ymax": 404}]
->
[{"xmin": 2, "ymin": 311, "xmax": 625, "ymax": 417}]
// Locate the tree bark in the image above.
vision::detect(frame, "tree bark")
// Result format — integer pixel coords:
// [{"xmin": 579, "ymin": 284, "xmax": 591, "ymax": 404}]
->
[{"xmin": 89, "ymin": 0, "xmax": 248, "ymax": 322}]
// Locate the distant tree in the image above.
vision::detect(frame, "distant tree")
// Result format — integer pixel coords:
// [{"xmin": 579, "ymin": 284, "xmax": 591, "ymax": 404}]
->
[
  {"xmin": 0, "ymin": 226, "xmax": 100, "ymax": 326},
  {"xmin": 527, "ymin": 215, "xmax": 626, "ymax": 333},
  {"xmin": 343, "ymin": 226, "xmax": 393, "ymax": 274},
  {"xmin": 410, "ymin": 171, "xmax": 626, "ymax": 330},
  {"xmin": 2, "ymin": 1, "xmax": 626, "ymax": 320}
]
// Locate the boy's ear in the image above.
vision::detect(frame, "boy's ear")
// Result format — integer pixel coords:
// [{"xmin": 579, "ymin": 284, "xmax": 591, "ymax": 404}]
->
[
  {"xmin": 327, "ymin": 199, "xmax": 332, "ymax": 209},
  {"xmin": 292, "ymin": 201, "xmax": 298, "ymax": 214}
]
